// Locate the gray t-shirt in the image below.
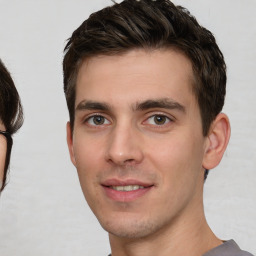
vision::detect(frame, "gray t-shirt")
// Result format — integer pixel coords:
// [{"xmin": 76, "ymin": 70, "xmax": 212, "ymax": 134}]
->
[
  {"xmin": 203, "ymin": 240, "xmax": 253, "ymax": 256},
  {"xmin": 108, "ymin": 239, "xmax": 253, "ymax": 256}
]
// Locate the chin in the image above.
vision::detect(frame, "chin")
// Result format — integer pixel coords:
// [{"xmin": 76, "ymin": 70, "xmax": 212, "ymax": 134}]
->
[{"xmin": 99, "ymin": 215, "xmax": 163, "ymax": 239}]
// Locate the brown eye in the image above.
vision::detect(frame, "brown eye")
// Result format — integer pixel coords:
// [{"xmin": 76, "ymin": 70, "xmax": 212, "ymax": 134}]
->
[
  {"xmin": 154, "ymin": 115, "xmax": 167, "ymax": 125},
  {"xmin": 93, "ymin": 116, "xmax": 105, "ymax": 125},
  {"xmin": 86, "ymin": 115, "xmax": 110, "ymax": 126},
  {"xmin": 146, "ymin": 114, "xmax": 171, "ymax": 126}
]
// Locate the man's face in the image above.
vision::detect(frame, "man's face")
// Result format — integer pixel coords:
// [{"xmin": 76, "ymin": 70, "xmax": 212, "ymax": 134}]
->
[
  {"xmin": 0, "ymin": 122, "xmax": 7, "ymax": 188},
  {"xmin": 67, "ymin": 49, "xmax": 209, "ymax": 239}
]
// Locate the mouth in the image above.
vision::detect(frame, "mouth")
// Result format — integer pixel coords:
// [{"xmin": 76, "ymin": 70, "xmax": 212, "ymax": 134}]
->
[
  {"xmin": 101, "ymin": 179, "xmax": 154, "ymax": 202},
  {"xmin": 110, "ymin": 185, "xmax": 146, "ymax": 192}
]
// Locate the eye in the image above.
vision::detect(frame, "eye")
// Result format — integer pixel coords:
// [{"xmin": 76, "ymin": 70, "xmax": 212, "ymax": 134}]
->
[
  {"xmin": 86, "ymin": 115, "xmax": 110, "ymax": 126},
  {"xmin": 146, "ymin": 115, "xmax": 171, "ymax": 126}
]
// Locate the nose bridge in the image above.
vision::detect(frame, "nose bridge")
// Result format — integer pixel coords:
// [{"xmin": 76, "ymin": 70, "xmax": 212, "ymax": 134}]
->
[{"xmin": 105, "ymin": 120, "xmax": 143, "ymax": 165}]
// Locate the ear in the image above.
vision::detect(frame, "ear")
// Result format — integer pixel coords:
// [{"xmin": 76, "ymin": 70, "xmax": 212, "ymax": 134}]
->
[
  {"xmin": 202, "ymin": 113, "xmax": 231, "ymax": 170},
  {"xmin": 66, "ymin": 122, "xmax": 77, "ymax": 167}
]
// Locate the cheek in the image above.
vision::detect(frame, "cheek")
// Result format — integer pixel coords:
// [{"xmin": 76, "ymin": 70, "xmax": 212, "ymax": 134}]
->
[
  {"xmin": 145, "ymin": 133, "xmax": 205, "ymax": 213},
  {"xmin": 73, "ymin": 132, "xmax": 104, "ymax": 165},
  {"xmin": 0, "ymin": 138, "xmax": 7, "ymax": 180},
  {"xmin": 72, "ymin": 134, "xmax": 106, "ymax": 188},
  {"xmin": 72, "ymin": 135, "xmax": 108, "ymax": 212},
  {"xmin": 146, "ymin": 131, "xmax": 205, "ymax": 185}
]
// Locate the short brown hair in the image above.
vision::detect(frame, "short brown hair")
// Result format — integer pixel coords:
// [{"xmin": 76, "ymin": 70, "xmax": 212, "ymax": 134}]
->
[
  {"xmin": 63, "ymin": 0, "xmax": 226, "ymax": 136},
  {"xmin": 0, "ymin": 59, "xmax": 23, "ymax": 192}
]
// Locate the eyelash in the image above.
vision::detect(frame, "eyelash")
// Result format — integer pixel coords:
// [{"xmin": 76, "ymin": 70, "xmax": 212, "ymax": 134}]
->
[
  {"xmin": 144, "ymin": 114, "xmax": 172, "ymax": 126},
  {"xmin": 83, "ymin": 113, "xmax": 174, "ymax": 128},
  {"xmin": 84, "ymin": 114, "xmax": 110, "ymax": 126}
]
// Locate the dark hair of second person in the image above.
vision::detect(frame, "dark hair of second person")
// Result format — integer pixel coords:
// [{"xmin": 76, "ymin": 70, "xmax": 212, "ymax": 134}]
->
[{"xmin": 0, "ymin": 59, "xmax": 23, "ymax": 192}]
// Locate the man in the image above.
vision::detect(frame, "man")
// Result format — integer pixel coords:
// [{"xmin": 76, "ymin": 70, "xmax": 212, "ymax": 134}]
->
[
  {"xmin": 62, "ymin": 0, "xmax": 253, "ymax": 255},
  {"xmin": 0, "ymin": 59, "xmax": 23, "ymax": 192}
]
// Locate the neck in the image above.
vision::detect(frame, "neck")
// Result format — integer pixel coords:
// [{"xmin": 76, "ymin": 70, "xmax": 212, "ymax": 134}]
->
[{"xmin": 109, "ymin": 192, "xmax": 221, "ymax": 256}]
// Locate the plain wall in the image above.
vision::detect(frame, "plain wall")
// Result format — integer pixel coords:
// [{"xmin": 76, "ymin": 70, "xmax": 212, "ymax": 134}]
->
[{"xmin": 0, "ymin": 0, "xmax": 255, "ymax": 255}]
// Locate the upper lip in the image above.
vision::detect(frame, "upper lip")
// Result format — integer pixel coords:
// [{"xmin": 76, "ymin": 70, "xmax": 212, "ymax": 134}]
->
[{"xmin": 101, "ymin": 178, "xmax": 153, "ymax": 187}]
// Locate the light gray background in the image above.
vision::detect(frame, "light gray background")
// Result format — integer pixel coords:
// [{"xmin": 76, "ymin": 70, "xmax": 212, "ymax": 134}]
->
[{"xmin": 0, "ymin": 0, "xmax": 255, "ymax": 255}]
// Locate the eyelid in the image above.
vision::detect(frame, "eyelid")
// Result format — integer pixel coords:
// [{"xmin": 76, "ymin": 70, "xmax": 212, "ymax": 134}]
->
[
  {"xmin": 83, "ymin": 113, "xmax": 111, "ymax": 126},
  {"xmin": 143, "ymin": 112, "xmax": 175, "ymax": 126},
  {"xmin": 144, "ymin": 110, "xmax": 175, "ymax": 120}
]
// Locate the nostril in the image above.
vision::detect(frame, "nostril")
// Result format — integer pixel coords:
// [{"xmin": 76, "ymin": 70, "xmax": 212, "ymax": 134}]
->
[
  {"xmin": 125, "ymin": 159, "xmax": 135, "ymax": 163},
  {"xmin": 123, "ymin": 159, "xmax": 136, "ymax": 165},
  {"xmin": 105, "ymin": 132, "xmax": 144, "ymax": 165}
]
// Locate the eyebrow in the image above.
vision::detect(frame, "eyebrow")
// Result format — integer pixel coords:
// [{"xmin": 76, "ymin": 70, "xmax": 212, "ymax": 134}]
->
[
  {"xmin": 134, "ymin": 98, "xmax": 186, "ymax": 113},
  {"xmin": 76, "ymin": 98, "xmax": 185, "ymax": 113},
  {"xmin": 76, "ymin": 100, "xmax": 110, "ymax": 111}
]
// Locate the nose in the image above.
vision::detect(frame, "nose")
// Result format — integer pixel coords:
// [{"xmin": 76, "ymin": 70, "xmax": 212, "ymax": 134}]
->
[{"xmin": 105, "ymin": 123, "xmax": 144, "ymax": 166}]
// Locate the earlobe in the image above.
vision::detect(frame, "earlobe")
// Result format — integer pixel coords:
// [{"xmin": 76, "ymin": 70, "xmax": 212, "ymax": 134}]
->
[
  {"xmin": 66, "ymin": 122, "xmax": 77, "ymax": 167},
  {"xmin": 203, "ymin": 113, "xmax": 231, "ymax": 170}
]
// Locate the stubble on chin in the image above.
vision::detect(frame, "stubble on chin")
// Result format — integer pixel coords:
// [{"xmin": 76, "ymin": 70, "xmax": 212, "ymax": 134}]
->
[{"xmin": 100, "ymin": 213, "xmax": 167, "ymax": 239}]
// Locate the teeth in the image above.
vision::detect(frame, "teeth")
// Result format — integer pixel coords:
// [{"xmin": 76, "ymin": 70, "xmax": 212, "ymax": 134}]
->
[{"xmin": 111, "ymin": 185, "xmax": 144, "ymax": 191}]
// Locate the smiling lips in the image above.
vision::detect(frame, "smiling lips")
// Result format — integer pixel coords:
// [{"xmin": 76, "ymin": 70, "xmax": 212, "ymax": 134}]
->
[
  {"xmin": 102, "ymin": 179, "xmax": 154, "ymax": 202},
  {"xmin": 111, "ymin": 185, "xmax": 145, "ymax": 191}
]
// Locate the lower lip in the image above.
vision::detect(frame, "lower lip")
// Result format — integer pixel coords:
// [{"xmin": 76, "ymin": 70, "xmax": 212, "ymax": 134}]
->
[{"xmin": 102, "ymin": 186, "xmax": 152, "ymax": 202}]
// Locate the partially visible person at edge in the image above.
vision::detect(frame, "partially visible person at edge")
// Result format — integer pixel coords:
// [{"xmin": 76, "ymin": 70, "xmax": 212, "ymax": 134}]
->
[
  {"xmin": 0, "ymin": 59, "xmax": 23, "ymax": 193},
  {"xmin": 62, "ymin": 0, "xmax": 253, "ymax": 255}
]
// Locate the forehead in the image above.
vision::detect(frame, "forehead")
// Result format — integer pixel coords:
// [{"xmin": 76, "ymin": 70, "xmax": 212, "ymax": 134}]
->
[
  {"xmin": 0, "ymin": 122, "xmax": 5, "ymax": 131},
  {"xmin": 75, "ymin": 49, "xmax": 196, "ymax": 108}
]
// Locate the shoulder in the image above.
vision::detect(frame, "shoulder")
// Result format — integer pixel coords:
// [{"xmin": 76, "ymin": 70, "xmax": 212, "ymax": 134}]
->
[
  {"xmin": 203, "ymin": 240, "xmax": 254, "ymax": 256},
  {"xmin": 240, "ymin": 250, "xmax": 254, "ymax": 256}
]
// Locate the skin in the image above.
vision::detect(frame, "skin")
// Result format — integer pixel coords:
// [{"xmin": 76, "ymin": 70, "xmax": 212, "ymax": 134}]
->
[
  {"xmin": 0, "ymin": 122, "xmax": 7, "ymax": 187},
  {"xmin": 67, "ymin": 49, "xmax": 230, "ymax": 256}
]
